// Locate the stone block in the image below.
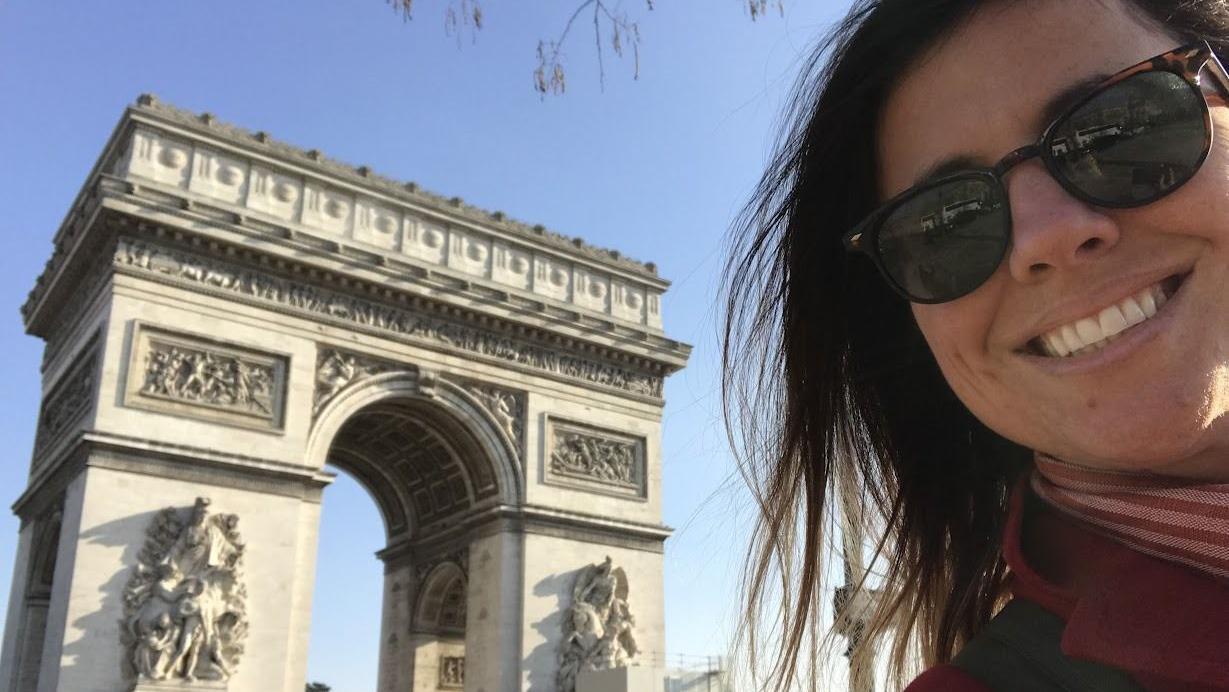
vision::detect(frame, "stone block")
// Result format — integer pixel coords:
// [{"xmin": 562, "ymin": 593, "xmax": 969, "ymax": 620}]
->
[
  {"xmin": 133, "ymin": 680, "xmax": 227, "ymax": 691},
  {"xmin": 578, "ymin": 667, "xmax": 665, "ymax": 692}
]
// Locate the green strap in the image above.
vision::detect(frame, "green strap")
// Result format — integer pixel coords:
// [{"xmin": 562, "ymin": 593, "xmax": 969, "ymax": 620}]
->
[{"xmin": 951, "ymin": 600, "xmax": 1145, "ymax": 692}]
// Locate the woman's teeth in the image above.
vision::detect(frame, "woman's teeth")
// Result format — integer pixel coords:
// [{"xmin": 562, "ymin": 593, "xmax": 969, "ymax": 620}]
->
[{"xmin": 1037, "ymin": 283, "xmax": 1169, "ymax": 358}]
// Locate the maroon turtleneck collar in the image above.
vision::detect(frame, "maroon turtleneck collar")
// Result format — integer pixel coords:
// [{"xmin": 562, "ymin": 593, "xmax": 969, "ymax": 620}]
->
[{"xmin": 1004, "ymin": 480, "xmax": 1229, "ymax": 690}]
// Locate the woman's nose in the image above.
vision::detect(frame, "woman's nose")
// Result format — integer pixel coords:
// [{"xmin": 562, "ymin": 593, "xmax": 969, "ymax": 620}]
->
[{"xmin": 1005, "ymin": 164, "xmax": 1121, "ymax": 283}]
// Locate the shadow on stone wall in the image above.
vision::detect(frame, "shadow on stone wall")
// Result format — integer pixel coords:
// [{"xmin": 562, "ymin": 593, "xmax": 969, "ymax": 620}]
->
[
  {"xmin": 525, "ymin": 568, "xmax": 577, "ymax": 692},
  {"xmin": 60, "ymin": 509, "xmax": 157, "ymax": 687}
]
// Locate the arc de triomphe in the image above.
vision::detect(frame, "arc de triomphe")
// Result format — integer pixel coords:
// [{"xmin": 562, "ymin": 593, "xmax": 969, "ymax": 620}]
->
[{"xmin": 0, "ymin": 96, "xmax": 690, "ymax": 692}]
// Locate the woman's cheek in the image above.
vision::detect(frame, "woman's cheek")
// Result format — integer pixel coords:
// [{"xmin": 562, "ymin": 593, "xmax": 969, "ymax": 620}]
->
[{"xmin": 912, "ymin": 300, "xmax": 1015, "ymax": 423}]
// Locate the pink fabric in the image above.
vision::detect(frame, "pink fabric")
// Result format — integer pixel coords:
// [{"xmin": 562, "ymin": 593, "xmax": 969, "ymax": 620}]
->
[{"xmin": 1032, "ymin": 454, "xmax": 1229, "ymax": 580}]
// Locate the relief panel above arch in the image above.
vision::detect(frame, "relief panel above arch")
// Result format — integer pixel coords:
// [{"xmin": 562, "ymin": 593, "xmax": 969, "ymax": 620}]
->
[
  {"xmin": 543, "ymin": 416, "xmax": 647, "ymax": 501},
  {"xmin": 122, "ymin": 323, "xmax": 290, "ymax": 433},
  {"xmin": 312, "ymin": 346, "xmax": 527, "ymax": 464}
]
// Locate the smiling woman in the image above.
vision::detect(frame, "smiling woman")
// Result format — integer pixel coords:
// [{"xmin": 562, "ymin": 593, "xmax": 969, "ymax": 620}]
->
[{"xmin": 724, "ymin": 0, "xmax": 1229, "ymax": 690}]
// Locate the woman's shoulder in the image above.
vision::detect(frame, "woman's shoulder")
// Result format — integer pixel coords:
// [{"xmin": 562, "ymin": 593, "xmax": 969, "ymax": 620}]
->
[{"xmin": 903, "ymin": 664, "xmax": 993, "ymax": 692}]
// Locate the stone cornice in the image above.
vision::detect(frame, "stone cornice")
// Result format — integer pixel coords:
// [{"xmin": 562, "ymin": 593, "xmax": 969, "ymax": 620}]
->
[
  {"xmin": 127, "ymin": 95, "xmax": 662, "ymax": 279},
  {"xmin": 12, "ymin": 431, "xmax": 333, "ymax": 520},
  {"xmin": 24, "ymin": 98, "xmax": 692, "ymax": 368},
  {"xmin": 22, "ymin": 166, "xmax": 688, "ymax": 380},
  {"xmin": 378, "ymin": 502, "xmax": 673, "ymax": 563}
]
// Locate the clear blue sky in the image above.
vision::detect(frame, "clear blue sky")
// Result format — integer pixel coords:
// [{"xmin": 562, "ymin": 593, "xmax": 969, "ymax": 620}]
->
[{"xmin": 0, "ymin": 2, "xmax": 849, "ymax": 689}]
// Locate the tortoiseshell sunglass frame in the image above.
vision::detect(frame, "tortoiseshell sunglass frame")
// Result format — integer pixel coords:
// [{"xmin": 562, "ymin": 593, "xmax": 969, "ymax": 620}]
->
[{"xmin": 842, "ymin": 41, "xmax": 1229, "ymax": 304}]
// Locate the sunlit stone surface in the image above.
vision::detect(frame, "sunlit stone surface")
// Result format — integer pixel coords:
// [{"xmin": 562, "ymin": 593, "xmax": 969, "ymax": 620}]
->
[{"xmin": 0, "ymin": 96, "xmax": 690, "ymax": 692}]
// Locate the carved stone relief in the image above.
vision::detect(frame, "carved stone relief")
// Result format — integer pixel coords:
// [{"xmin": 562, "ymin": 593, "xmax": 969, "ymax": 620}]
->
[
  {"xmin": 414, "ymin": 549, "xmax": 469, "ymax": 583},
  {"xmin": 438, "ymin": 656, "xmax": 464, "ymax": 688},
  {"xmin": 833, "ymin": 583, "xmax": 882, "ymax": 658},
  {"xmin": 122, "ymin": 498, "xmax": 247, "ymax": 685},
  {"xmin": 414, "ymin": 555, "xmax": 468, "ymax": 635},
  {"xmin": 313, "ymin": 348, "xmax": 398, "ymax": 416},
  {"xmin": 546, "ymin": 418, "xmax": 647, "ymax": 500},
  {"xmin": 459, "ymin": 382, "xmax": 525, "ymax": 459},
  {"xmin": 557, "ymin": 556, "xmax": 638, "ymax": 692},
  {"xmin": 114, "ymin": 238, "xmax": 665, "ymax": 399},
  {"xmin": 40, "ymin": 257, "xmax": 112, "ymax": 373},
  {"xmin": 125, "ymin": 324, "xmax": 288, "ymax": 431},
  {"xmin": 33, "ymin": 337, "xmax": 99, "ymax": 461}
]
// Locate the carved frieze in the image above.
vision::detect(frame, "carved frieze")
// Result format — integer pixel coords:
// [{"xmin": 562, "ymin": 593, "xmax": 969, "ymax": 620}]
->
[
  {"xmin": 438, "ymin": 656, "xmax": 465, "ymax": 688},
  {"xmin": 41, "ymin": 258, "xmax": 112, "ymax": 373},
  {"xmin": 114, "ymin": 238, "xmax": 665, "ymax": 399},
  {"xmin": 124, "ymin": 324, "xmax": 288, "ymax": 431},
  {"xmin": 313, "ymin": 348, "xmax": 399, "ymax": 417},
  {"xmin": 33, "ymin": 337, "xmax": 100, "ymax": 461},
  {"xmin": 122, "ymin": 498, "xmax": 247, "ymax": 684},
  {"xmin": 557, "ymin": 556, "xmax": 639, "ymax": 692},
  {"xmin": 546, "ymin": 418, "xmax": 647, "ymax": 500}
]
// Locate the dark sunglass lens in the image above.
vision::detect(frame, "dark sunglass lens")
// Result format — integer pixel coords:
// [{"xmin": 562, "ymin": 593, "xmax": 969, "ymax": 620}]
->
[
  {"xmin": 877, "ymin": 177, "xmax": 1009, "ymax": 302},
  {"xmin": 1048, "ymin": 70, "xmax": 1207, "ymax": 205}
]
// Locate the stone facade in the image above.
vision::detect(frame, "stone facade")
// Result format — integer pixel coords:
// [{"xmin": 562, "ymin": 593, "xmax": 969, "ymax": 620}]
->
[{"xmin": 0, "ymin": 97, "xmax": 688, "ymax": 692}]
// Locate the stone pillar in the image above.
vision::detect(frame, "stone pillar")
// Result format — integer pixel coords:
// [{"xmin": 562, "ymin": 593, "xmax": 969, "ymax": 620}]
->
[
  {"xmin": 407, "ymin": 633, "xmax": 464, "ymax": 692},
  {"xmin": 32, "ymin": 469, "xmax": 88, "ymax": 692},
  {"xmin": 0, "ymin": 522, "xmax": 35, "ymax": 691},
  {"xmin": 464, "ymin": 528, "xmax": 523, "ymax": 692},
  {"xmin": 33, "ymin": 456, "xmax": 326, "ymax": 692},
  {"xmin": 9, "ymin": 507, "xmax": 60, "ymax": 692},
  {"xmin": 377, "ymin": 559, "xmax": 416, "ymax": 692}
]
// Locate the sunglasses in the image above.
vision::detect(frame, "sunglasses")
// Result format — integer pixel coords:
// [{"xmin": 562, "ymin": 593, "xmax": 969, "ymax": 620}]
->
[{"xmin": 843, "ymin": 41, "xmax": 1229, "ymax": 304}]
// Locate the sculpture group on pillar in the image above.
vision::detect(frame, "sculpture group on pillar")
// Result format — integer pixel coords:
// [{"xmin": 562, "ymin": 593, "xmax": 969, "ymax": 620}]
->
[
  {"xmin": 557, "ymin": 556, "xmax": 639, "ymax": 692},
  {"xmin": 122, "ymin": 497, "xmax": 248, "ymax": 685}
]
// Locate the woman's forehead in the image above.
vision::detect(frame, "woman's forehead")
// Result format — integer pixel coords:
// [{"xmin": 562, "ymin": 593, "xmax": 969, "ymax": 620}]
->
[{"xmin": 876, "ymin": 0, "xmax": 1179, "ymax": 199}]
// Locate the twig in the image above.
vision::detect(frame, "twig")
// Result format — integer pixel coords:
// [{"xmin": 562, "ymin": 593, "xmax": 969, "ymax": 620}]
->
[{"xmin": 534, "ymin": 0, "xmax": 650, "ymax": 97}]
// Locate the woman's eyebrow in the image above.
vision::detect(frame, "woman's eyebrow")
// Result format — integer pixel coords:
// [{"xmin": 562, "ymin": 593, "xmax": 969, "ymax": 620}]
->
[
  {"xmin": 1038, "ymin": 72, "xmax": 1112, "ymax": 128},
  {"xmin": 910, "ymin": 72, "xmax": 1112, "ymax": 188},
  {"xmin": 912, "ymin": 155, "xmax": 981, "ymax": 187}
]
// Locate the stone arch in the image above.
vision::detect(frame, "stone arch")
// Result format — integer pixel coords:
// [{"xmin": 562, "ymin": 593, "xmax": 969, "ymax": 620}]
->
[
  {"xmin": 414, "ymin": 562, "xmax": 467, "ymax": 635},
  {"xmin": 306, "ymin": 368, "xmax": 524, "ymax": 521},
  {"xmin": 325, "ymin": 446, "xmax": 413, "ymax": 540},
  {"xmin": 304, "ymin": 367, "xmax": 521, "ymax": 689}
]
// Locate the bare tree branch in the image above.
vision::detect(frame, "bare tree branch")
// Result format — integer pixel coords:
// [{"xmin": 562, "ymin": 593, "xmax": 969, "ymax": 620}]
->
[
  {"xmin": 387, "ymin": 1, "xmax": 782, "ymax": 96},
  {"xmin": 534, "ymin": 0, "xmax": 648, "ymax": 96},
  {"xmin": 745, "ymin": 0, "xmax": 784, "ymax": 21},
  {"xmin": 444, "ymin": 0, "xmax": 483, "ymax": 44},
  {"xmin": 387, "ymin": 0, "xmax": 414, "ymax": 21}
]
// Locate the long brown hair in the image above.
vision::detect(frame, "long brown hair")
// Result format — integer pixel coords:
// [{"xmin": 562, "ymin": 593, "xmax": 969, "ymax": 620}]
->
[{"xmin": 723, "ymin": 1, "xmax": 1229, "ymax": 689}]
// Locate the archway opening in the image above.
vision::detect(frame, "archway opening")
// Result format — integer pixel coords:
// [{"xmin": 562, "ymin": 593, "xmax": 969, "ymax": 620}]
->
[
  {"xmin": 307, "ymin": 393, "xmax": 503, "ymax": 691},
  {"xmin": 305, "ymin": 467, "xmax": 384, "ymax": 692}
]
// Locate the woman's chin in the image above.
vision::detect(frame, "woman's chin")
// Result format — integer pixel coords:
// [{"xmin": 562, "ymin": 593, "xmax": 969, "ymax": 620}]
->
[{"xmin": 1036, "ymin": 414, "xmax": 1224, "ymax": 477}]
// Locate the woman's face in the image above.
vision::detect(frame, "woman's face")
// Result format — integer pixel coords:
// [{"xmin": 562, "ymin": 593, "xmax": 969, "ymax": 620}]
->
[{"xmin": 879, "ymin": 0, "xmax": 1229, "ymax": 479}]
